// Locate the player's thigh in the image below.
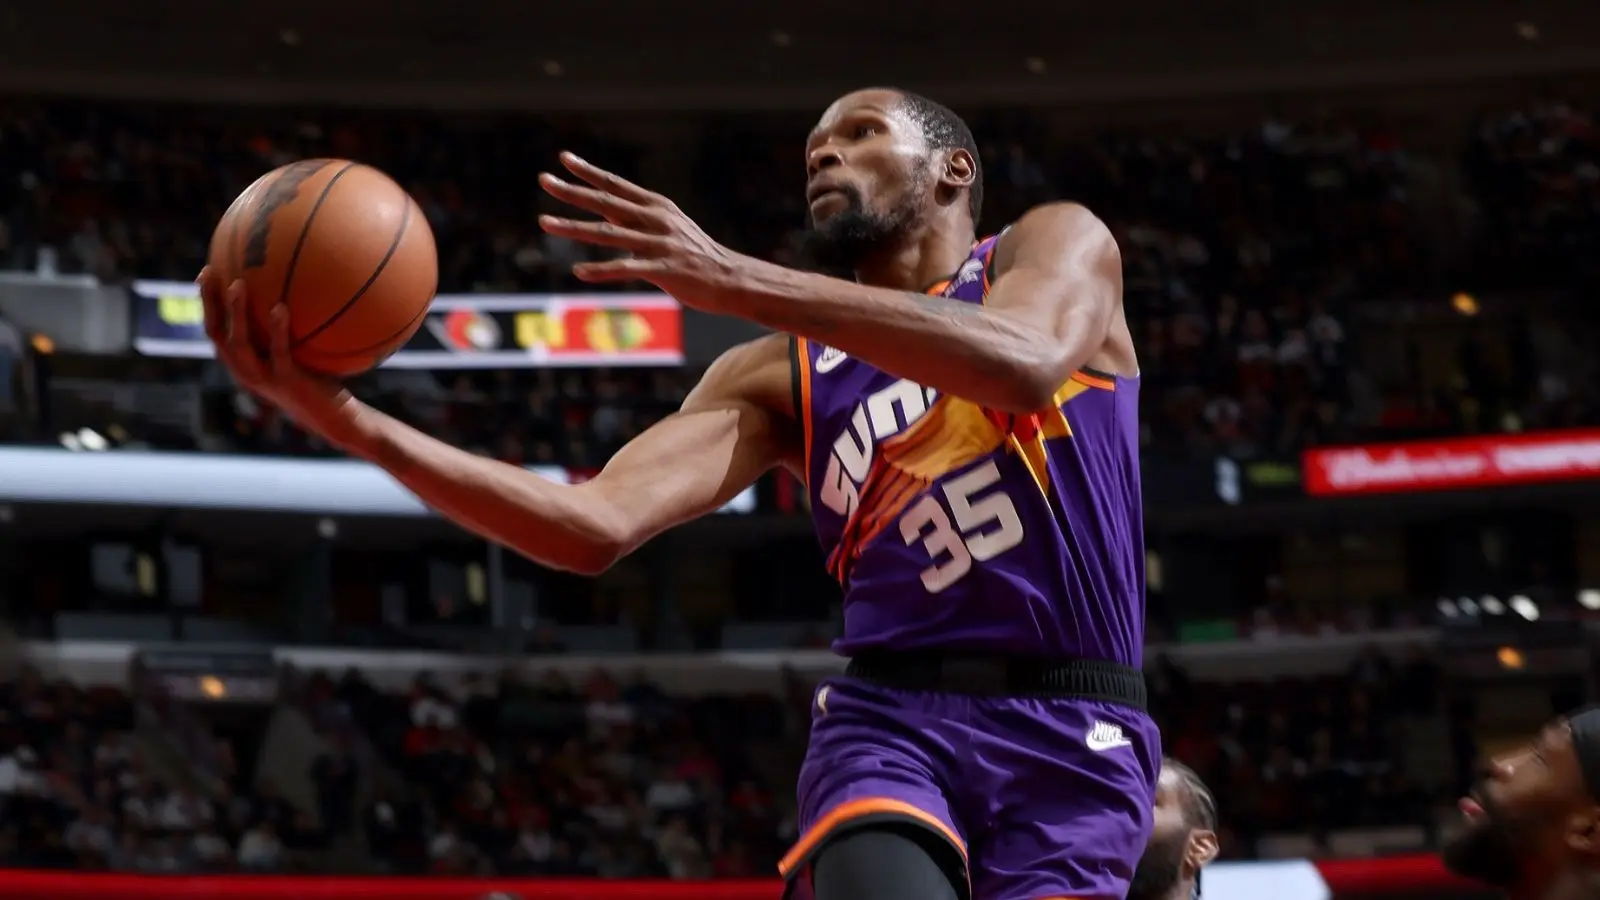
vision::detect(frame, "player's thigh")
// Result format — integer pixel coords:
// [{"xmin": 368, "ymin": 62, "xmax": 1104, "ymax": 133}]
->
[
  {"xmin": 782, "ymin": 678, "xmax": 971, "ymax": 892},
  {"xmin": 811, "ymin": 824, "xmax": 965, "ymax": 900},
  {"xmin": 967, "ymin": 698, "xmax": 1160, "ymax": 900}
]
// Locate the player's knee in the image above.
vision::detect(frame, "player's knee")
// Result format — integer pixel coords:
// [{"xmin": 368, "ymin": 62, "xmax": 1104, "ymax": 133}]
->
[{"xmin": 812, "ymin": 823, "xmax": 966, "ymax": 900}]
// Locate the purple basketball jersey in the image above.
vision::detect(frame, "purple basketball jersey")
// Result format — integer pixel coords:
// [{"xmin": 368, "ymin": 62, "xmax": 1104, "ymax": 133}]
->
[{"xmin": 797, "ymin": 233, "xmax": 1145, "ymax": 665}]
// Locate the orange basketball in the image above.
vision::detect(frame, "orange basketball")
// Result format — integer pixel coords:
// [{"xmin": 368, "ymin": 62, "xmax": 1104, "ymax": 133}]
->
[{"xmin": 207, "ymin": 159, "xmax": 438, "ymax": 377}]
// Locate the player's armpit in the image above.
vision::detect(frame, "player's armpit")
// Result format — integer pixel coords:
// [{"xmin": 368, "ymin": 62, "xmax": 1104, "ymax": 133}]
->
[
  {"xmin": 341, "ymin": 335, "xmax": 793, "ymax": 575},
  {"xmin": 983, "ymin": 202, "xmax": 1126, "ymax": 401}
]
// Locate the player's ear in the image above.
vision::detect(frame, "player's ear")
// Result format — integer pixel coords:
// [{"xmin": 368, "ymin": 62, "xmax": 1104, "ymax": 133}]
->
[
  {"xmin": 943, "ymin": 148, "xmax": 976, "ymax": 192},
  {"xmin": 1567, "ymin": 807, "xmax": 1600, "ymax": 859},
  {"xmin": 1186, "ymin": 829, "xmax": 1220, "ymax": 871}
]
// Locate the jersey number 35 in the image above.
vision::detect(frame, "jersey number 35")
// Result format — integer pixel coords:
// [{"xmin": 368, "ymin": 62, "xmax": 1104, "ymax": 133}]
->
[{"xmin": 899, "ymin": 460, "xmax": 1025, "ymax": 593}]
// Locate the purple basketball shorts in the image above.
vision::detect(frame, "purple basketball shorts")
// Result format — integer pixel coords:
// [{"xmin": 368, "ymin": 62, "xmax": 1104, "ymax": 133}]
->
[{"xmin": 779, "ymin": 676, "xmax": 1159, "ymax": 900}]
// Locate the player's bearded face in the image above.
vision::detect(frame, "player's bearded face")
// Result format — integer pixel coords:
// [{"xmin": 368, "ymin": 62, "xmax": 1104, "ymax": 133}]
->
[
  {"xmin": 1441, "ymin": 788, "xmax": 1526, "ymax": 887},
  {"xmin": 1125, "ymin": 827, "xmax": 1189, "ymax": 900},
  {"xmin": 800, "ymin": 172, "xmax": 925, "ymax": 272}
]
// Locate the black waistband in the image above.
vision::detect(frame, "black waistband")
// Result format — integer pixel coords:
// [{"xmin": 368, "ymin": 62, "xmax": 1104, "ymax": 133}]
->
[{"xmin": 845, "ymin": 652, "xmax": 1147, "ymax": 710}]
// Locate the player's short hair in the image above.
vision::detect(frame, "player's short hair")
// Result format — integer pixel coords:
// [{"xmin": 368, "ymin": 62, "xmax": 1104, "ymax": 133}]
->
[
  {"xmin": 888, "ymin": 89, "xmax": 984, "ymax": 224},
  {"xmin": 1164, "ymin": 757, "xmax": 1218, "ymax": 831}
]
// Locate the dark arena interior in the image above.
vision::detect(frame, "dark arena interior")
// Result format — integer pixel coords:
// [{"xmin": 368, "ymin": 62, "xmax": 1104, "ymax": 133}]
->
[{"xmin": 2, "ymin": 1, "xmax": 1600, "ymax": 899}]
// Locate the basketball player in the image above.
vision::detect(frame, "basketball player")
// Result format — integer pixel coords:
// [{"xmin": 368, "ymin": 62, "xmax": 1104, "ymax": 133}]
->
[
  {"xmin": 198, "ymin": 87, "xmax": 1153, "ymax": 900},
  {"xmin": 1127, "ymin": 759, "xmax": 1219, "ymax": 900},
  {"xmin": 1442, "ymin": 708, "xmax": 1600, "ymax": 900}
]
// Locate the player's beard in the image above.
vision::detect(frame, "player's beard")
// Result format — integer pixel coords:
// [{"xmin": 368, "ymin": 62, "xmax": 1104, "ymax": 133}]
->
[
  {"xmin": 800, "ymin": 181, "xmax": 922, "ymax": 274},
  {"xmin": 1126, "ymin": 830, "xmax": 1190, "ymax": 900},
  {"xmin": 1440, "ymin": 790, "xmax": 1526, "ymax": 888}
]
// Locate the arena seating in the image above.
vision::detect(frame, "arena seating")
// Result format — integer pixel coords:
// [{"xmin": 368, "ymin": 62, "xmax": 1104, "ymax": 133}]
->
[
  {"xmin": 1, "ymin": 100, "xmax": 1595, "ymax": 463},
  {"xmin": 0, "ymin": 644, "xmax": 1454, "ymax": 875}
]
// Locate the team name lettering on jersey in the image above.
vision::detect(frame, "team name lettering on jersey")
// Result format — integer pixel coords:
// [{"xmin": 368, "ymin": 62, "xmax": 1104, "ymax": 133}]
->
[{"xmin": 818, "ymin": 378, "xmax": 939, "ymax": 518}]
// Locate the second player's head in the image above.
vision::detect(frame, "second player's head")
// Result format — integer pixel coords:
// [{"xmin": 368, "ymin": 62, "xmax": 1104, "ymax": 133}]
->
[
  {"xmin": 1127, "ymin": 758, "xmax": 1219, "ymax": 900},
  {"xmin": 801, "ymin": 87, "xmax": 983, "ymax": 271},
  {"xmin": 1442, "ymin": 708, "xmax": 1600, "ymax": 897}
]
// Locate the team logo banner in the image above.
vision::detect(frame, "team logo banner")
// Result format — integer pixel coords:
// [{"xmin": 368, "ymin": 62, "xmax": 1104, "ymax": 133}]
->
[
  {"xmin": 130, "ymin": 281, "xmax": 684, "ymax": 368},
  {"xmin": 1303, "ymin": 429, "xmax": 1600, "ymax": 497}
]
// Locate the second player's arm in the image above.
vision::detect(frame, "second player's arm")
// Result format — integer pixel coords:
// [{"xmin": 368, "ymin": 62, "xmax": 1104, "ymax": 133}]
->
[{"xmin": 335, "ymin": 335, "xmax": 795, "ymax": 575}]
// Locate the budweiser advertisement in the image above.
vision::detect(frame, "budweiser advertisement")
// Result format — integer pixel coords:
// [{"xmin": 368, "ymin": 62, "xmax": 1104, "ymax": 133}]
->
[
  {"xmin": 130, "ymin": 281, "xmax": 684, "ymax": 368},
  {"xmin": 1302, "ymin": 429, "xmax": 1600, "ymax": 497}
]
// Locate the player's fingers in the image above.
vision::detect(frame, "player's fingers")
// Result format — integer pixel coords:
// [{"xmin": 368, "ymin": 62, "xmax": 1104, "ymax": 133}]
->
[
  {"xmin": 221, "ymin": 281, "xmax": 267, "ymax": 381},
  {"xmin": 197, "ymin": 267, "xmax": 226, "ymax": 346},
  {"xmin": 572, "ymin": 258, "xmax": 655, "ymax": 283},
  {"xmin": 267, "ymin": 304, "xmax": 294, "ymax": 375},
  {"xmin": 221, "ymin": 280, "xmax": 246, "ymax": 351},
  {"xmin": 538, "ymin": 215, "xmax": 662, "ymax": 251},
  {"xmin": 539, "ymin": 174, "xmax": 650, "ymax": 224},
  {"xmin": 558, "ymin": 152, "xmax": 662, "ymax": 206}
]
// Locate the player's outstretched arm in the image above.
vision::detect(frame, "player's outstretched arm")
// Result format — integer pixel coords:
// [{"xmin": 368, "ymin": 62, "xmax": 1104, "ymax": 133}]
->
[
  {"xmin": 536, "ymin": 155, "xmax": 1123, "ymax": 414},
  {"xmin": 731, "ymin": 202, "xmax": 1124, "ymax": 412},
  {"xmin": 196, "ymin": 268, "xmax": 794, "ymax": 575},
  {"xmin": 346, "ymin": 336, "xmax": 792, "ymax": 574}
]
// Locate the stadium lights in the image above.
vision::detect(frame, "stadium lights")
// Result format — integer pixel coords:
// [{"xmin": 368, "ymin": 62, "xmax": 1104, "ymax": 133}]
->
[
  {"xmin": 1440, "ymin": 592, "xmax": 1575, "ymax": 620},
  {"xmin": 58, "ymin": 428, "xmax": 109, "ymax": 453},
  {"xmin": 1509, "ymin": 595, "xmax": 1541, "ymax": 621}
]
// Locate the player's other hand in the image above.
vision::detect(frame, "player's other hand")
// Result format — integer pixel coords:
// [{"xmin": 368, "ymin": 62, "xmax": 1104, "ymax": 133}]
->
[
  {"xmin": 537, "ymin": 152, "xmax": 750, "ymax": 314},
  {"xmin": 197, "ymin": 267, "xmax": 364, "ymax": 447}
]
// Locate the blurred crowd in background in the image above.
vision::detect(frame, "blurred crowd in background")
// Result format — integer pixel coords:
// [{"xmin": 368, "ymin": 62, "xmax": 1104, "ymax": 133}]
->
[
  {"xmin": 0, "ymin": 645, "xmax": 1469, "ymax": 877},
  {"xmin": 0, "ymin": 97, "xmax": 1598, "ymax": 465}
]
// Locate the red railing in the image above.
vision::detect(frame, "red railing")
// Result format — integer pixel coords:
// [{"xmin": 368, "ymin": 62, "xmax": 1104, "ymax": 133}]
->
[{"xmin": 0, "ymin": 853, "xmax": 1483, "ymax": 900}]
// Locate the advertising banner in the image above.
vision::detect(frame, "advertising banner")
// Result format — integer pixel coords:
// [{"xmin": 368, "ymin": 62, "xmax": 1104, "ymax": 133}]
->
[
  {"xmin": 1303, "ymin": 429, "xmax": 1600, "ymax": 497},
  {"xmin": 136, "ymin": 648, "xmax": 279, "ymax": 704},
  {"xmin": 1137, "ymin": 454, "xmax": 1305, "ymax": 510},
  {"xmin": 130, "ymin": 281, "xmax": 684, "ymax": 368},
  {"xmin": 1211, "ymin": 455, "xmax": 1305, "ymax": 506}
]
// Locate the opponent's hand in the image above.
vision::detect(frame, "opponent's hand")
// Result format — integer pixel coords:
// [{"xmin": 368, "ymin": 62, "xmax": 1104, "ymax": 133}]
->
[
  {"xmin": 537, "ymin": 152, "xmax": 750, "ymax": 315},
  {"xmin": 197, "ymin": 267, "xmax": 365, "ymax": 448}
]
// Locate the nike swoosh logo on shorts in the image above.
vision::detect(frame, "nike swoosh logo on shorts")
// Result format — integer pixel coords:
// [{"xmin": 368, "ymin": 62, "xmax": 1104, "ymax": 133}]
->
[{"xmin": 1085, "ymin": 721, "xmax": 1132, "ymax": 752}]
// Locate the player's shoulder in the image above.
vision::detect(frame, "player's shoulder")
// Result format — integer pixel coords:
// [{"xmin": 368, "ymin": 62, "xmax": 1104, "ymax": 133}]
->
[
  {"xmin": 1007, "ymin": 201, "xmax": 1114, "ymax": 245},
  {"xmin": 992, "ymin": 201, "xmax": 1119, "ymax": 273}
]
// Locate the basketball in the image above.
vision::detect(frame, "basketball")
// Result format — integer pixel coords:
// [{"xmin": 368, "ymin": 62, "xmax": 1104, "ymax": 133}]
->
[{"xmin": 206, "ymin": 159, "xmax": 439, "ymax": 377}]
